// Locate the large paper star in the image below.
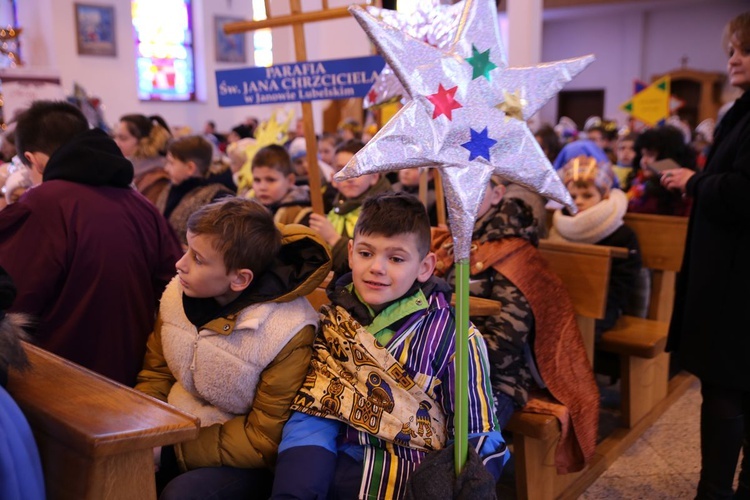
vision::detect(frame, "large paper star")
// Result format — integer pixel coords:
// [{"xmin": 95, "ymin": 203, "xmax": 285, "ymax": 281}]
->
[
  {"xmin": 340, "ymin": 0, "xmax": 594, "ymax": 260},
  {"xmin": 363, "ymin": 0, "xmax": 466, "ymax": 108}
]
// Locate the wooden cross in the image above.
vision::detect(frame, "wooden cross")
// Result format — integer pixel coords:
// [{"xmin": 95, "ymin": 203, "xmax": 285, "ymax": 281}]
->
[{"xmin": 224, "ymin": 1, "xmax": 370, "ymax": 215}]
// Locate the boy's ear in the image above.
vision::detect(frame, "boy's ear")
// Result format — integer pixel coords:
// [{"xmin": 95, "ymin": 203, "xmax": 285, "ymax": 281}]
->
[
  {"xmin": 286, "ymin": 173, "xmax": 296, "ymax": 184},
  {"xmin": 417, "ymin": 252, "xmax": 437, "ymax": 283},
  {"xmin": 229, "ymin": 268, "xmax": 254, "ymax": 292},
  {"xmin": 187, "ymin": 161, "xmax": 199, "ymax": 177},
  {"xmin": 347, "ymin": 238, "xmax": 355, "ymax": 269},
  {"xmin": 24, "ymin": 151, "xmax": 50, "ymax": 175},
  {"xmin": 490, "ymin": 183, "xmax": 506, "ymax": 206}
]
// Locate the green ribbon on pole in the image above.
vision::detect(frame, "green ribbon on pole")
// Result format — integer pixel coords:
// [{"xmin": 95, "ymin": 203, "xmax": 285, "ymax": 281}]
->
[{"xmin": 454, "ymin": 258, "xmax": 470, "ymax": 476}]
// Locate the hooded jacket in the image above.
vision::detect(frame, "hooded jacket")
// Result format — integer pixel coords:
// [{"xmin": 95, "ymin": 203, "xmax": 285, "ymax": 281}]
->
[
  {"xmin": 0, "ymin": 129, "xmax": 182, "ymax": 386},
  {"xmin": 135, "ymin": 223, "xmax": 332, "ymax": 471}
]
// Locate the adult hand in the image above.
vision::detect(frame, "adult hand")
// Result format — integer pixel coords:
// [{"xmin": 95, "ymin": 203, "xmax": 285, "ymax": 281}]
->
[
  {"xmin": 309, "ymin": 213, "xmax": 341, "ymax": 247},
  {"xmin": 661, "ymin": 168, "xmax": 695, "ymax": 193}
]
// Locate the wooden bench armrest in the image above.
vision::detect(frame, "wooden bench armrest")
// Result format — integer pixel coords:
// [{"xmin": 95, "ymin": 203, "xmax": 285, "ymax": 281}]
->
[
  {"xmin": 7, "ymin": 342, "xmax": 200, "ymax": 458},
  {"xmin": 505, "ymin": 410, "xmax": 561, "ymax": 441},
  {"xmin": 599, "ymin": 316, "xmax": 668, "ymax": 358},
  {"xmin": 451, "ymin": 294, "xmax": 502, "ymax": 316},
  {"xmin": 539, "ymin": 239, "xmax": 629, "ymax": 259}
]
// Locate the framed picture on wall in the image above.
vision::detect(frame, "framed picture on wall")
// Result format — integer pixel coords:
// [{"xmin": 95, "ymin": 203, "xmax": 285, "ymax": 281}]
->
[
  {"xmin": 215, "ymin": 16, "xmax": 247, "ymax": 64},
  {"xmin": 75, "ymin": 3, "xmax": 116, "ymax": 57}
]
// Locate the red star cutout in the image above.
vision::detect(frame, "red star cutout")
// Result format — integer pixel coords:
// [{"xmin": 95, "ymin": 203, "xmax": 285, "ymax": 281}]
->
[
  {"xmin": 367, "ymin": 89, "xmax": 378, "ymax": 104},
  {"xmin": 427, "ymin": 84, "xmax": 462, "ymax": 120}
]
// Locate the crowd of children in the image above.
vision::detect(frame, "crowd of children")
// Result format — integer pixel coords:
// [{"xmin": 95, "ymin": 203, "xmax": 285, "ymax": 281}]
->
[{"xmin": 0, "ymin": 95, "xmax": 725, "ymax": 500}]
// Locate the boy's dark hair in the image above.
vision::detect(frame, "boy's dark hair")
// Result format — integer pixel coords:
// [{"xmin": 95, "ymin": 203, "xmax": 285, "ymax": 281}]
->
[
  {"xmin": 15, "ymin": 101, "xmax": 89, "ymax": 166},
  {"xmin": 167, "ymin": 135, "xmax": 214, "ymax": 176},
  {"xmin": 252, "ymin": 144, "xmax": 293, "ymax": 176},
  {"xmin": 354, "ymin": 191, "xmax": 431, "ymax": 258},
  {"xmin": 335, "ymin": 139, "xmax": 365, "ymax": 157},
  {"xmin": 187, "ymin": 198, "xmax": 281, "ymax": 274}
]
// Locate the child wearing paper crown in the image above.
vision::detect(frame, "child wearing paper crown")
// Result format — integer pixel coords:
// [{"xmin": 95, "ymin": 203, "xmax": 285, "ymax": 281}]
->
[
  {"xmin": 308, "ymin": 139, "xmax": 391, "ymax": 276},
  {"xmin": 431, "ymin": 175, "xmax": 600, "ymax": 474},
  {"xmin": 550, "ymin": 155, "xmax": 644, "ymax": 336},
  {"xmin": 271, "ymin": 192, "xmax": 508, "ymax": 499}
]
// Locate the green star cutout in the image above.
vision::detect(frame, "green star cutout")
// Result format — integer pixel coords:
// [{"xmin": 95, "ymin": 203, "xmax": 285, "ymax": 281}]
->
[{"xmin": 465, "ymin": 44, "xmax": 497, "ymax": 81}]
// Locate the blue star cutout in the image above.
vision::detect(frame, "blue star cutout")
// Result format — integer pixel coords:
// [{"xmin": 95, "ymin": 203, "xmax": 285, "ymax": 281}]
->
[{"xmin": 461, "ymin": 127, "xmax": 496, "ymax": 161}]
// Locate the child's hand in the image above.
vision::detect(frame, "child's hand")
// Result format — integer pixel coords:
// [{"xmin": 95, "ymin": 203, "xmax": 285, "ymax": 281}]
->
[
  {"xmin": 309, "ymin": 213, "xmax": 341, "ymax": 247},
  {"xmin": 153, "ymin": 446, "xmax": 162, "ymax": 472},
  {"xmin": 660, "ymin": 168, "xmax": 695, "ymax": 193}
]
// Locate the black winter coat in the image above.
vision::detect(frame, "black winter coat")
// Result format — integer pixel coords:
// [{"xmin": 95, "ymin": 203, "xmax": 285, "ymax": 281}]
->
[{"xmin": 667, "ymin": 90, "xmax": 750, "ymax": 390}]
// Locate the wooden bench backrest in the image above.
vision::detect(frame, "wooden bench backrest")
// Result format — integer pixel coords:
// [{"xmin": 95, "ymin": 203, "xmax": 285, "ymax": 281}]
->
[
  {"xmin": 623, "ymin": 213, "xmax": 688, "ymax": 272},
  {"xmin": 538, "ymin": 239, "xmax": 618, "ymax": 320},
  {"xmin": 7, "ymin": 342, "xmax": 199, "ymax": 500},
  {"xmin": 538, "ymin": 239, "xmax": 624, "ymax": 363},
  {"xmin": 623, "ymin": 213, "xmax": 688, "ymax": 321}
]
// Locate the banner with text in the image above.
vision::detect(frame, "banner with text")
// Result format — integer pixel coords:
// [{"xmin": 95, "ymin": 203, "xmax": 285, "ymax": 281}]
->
[{"xmin": 216, "ymin": 55, "xmax": 386, "ymax": 107}]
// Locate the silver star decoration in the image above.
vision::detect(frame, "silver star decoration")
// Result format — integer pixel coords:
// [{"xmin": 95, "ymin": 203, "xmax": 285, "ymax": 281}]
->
[
  {"xmin": 364, "ymin": 0, "xmax": 465, "ymax": 108},
  {"xmin": 339, "ymin": 0, "xmax": 594, "ymax": 260}
]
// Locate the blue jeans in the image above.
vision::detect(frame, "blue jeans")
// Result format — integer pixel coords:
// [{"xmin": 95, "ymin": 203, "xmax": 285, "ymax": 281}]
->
[{"xmin": 494, "ymin": 391, "xmax": 517, "ymax": 429}]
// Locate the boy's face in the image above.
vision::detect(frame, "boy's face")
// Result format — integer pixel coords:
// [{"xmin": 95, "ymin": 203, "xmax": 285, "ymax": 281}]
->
[
  {"xmin": 567, "ymin": 182, "xmax": 603, "ymax": 213},
  {"xmin": 397, "ymin": 168, "xmax": 425, "ymax": 188},
  {"xmin": 166, "ymin": 153, "xmax": 197, "ymax": 185},
  {"xmin": 333, "ymin": 151, "xmax": 378, "ymax": 200},
  {"xmin": 476, "ymin": 183, "xmax": 505, "ymax": 219},
  {"xmin": 252, "ymin": 166, "xmax": 294, "ymax": 206},
  {"xmin": 616, "ymin": 139, "xmax": 635, "ymax": 167},
  {"xmin": 176, "ymin": 231, "xmax": 252, "ymax": 307},
  {"xmin": 348, "ymin": 231, "xmax": 436, "ymax": 309},
  {"xmin": 318, "ymin": 139, "xmax": 336, "ymax": 165}
]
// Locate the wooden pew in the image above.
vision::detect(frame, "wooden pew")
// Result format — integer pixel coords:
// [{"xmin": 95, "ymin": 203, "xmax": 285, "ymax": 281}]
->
[
  {"xmin": 598, "ymin": 213, "xmax": 688, "ymax": 427},
  {"xmin": 622, "ymin": 212, "xmax": 688, "ymax": 322},
  {"xmin": 7, "ymin": 342, "xmax": 200, "ymax": 500},
  {"xmin": 503, "ymin": 239, "xmax": 622, "ymax": 499},
  {"xmin": 537, "ymin": 239, "xmax": 626, "ymax": 363}
]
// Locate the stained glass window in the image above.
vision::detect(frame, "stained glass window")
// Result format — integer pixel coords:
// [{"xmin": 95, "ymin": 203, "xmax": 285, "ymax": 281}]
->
[
  {"xmin": 131, "ymin": 0, "xmax": 195, "ymax": 101},
  {"xmin": 252, "ymin": 0, "xmax": 272, "ymax": 67}
]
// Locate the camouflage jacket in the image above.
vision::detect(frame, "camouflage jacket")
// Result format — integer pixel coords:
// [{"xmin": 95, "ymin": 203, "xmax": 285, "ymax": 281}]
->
[{"xmin": 433, "ymin": 198, "xmax": 538, "ymax": 407}]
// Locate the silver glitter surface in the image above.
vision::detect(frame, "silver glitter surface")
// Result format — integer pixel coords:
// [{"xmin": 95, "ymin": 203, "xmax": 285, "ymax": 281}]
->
[
  {"xmin": 342, "ymin": 0, "xmax": 593, "ymax": 260},
  {"xmin": 363, "ymin": 1, "xmax": 465, "ymax": 108}
]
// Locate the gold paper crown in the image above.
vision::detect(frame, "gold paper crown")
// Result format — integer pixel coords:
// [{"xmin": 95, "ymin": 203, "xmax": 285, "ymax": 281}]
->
[{"xmin": 559, "ymin": 155, "xmax": 614, "ymax": 193}]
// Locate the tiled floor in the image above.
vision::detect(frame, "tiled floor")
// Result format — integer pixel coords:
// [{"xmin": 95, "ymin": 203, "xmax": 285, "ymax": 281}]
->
[{"xmin": 581, "ymin": 379, "xmax": 742, "ymax": 499}]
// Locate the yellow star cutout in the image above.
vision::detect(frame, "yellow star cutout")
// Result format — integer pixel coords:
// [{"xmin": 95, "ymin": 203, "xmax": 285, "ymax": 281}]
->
[{"xmin": 496, "ymin": 90, "xmax": 527, "ymax": 121}]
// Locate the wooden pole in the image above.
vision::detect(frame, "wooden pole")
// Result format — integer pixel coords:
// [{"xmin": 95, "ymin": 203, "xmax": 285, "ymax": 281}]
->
[
  {"xmin": 434, "ymin": 170, "xmax": 447, "ymax": 227},
  {"xmin": 286, "ymin": 0, "xmax": 324, "ymax": 215},
  {"xmin": 224, "ymin": 6, "xmax": 359, "ymax": 34},
  {"xmin": 418, "ymin": 168, "xmax": 428, "ymax": 208}
]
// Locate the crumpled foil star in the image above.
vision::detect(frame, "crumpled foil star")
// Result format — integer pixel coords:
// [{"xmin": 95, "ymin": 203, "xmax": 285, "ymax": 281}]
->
[
  {"xmin": 363, "ymin": 0, "xmax": 465, "ymax": 108},
  {"xmin": 339, "ymin": 0, "xmax": 594, "ymax": 260}
]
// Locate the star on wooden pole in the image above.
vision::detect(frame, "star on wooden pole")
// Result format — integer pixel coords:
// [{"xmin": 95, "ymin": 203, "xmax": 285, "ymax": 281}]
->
[{"xmin": 340, "ymin": 0, "xmax": 594, "ymax": 261}]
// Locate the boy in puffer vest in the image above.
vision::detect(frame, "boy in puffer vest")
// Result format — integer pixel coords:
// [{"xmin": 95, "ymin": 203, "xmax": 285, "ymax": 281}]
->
[{"xmin": 135, "ymin": 197, "xmax": 332, "ymax": 499}]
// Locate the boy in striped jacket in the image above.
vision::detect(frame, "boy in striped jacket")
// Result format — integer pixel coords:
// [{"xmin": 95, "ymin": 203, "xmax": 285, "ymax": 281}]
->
[{"xmin": 272, "ymin": 192, "xmax": 508, "ymax": 499}]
